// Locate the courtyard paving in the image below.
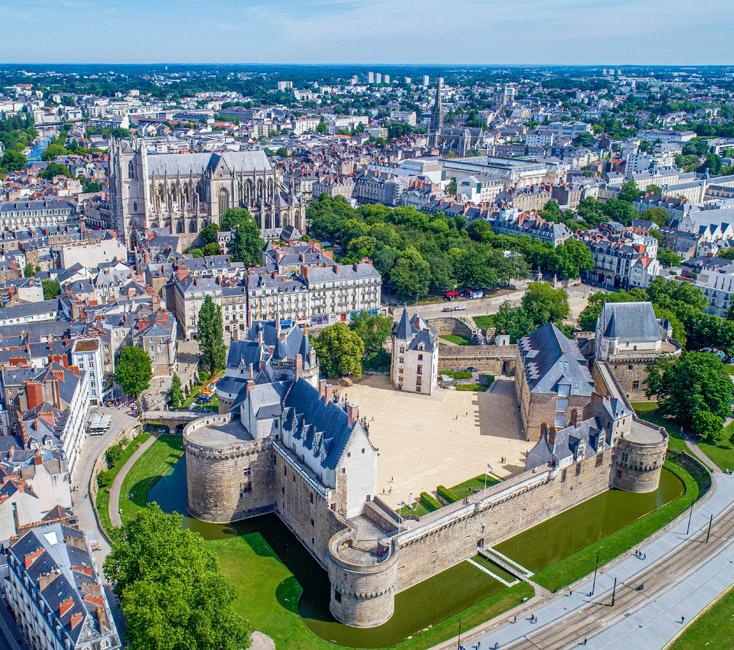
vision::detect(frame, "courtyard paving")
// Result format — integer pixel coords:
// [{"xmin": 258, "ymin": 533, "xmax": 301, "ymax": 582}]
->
[{"xmin": 336, "ymin": 375, "xmax": 532, "ymax": 509}]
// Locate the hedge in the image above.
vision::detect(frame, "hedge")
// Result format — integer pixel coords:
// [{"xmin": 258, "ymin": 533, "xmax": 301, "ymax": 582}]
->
[
  {"xmin": 420, "ymin": 491, "xmax": 442, "ymax": 512},
  {"xmin": 437, "ymin": 485, "xmax": 459, "ymax": 504}
]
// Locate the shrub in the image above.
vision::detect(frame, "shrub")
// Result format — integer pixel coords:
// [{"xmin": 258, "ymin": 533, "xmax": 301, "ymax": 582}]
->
[
  {"xmin": 105, "ymin": 441, "xmax": 126, "ymax": 467},
  {"xmin": 420, "ymin": 491, "xmax": 442, "ymax": 511},
  {"xmin": 437, "ymin": 485, "xmax": 459, "ymax": 504}
]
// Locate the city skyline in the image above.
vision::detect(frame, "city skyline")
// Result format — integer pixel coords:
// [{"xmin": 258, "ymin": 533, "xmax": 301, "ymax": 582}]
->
[{"xmin": 0, "ymin": 0, "xmax": 732, "ymax": 65}]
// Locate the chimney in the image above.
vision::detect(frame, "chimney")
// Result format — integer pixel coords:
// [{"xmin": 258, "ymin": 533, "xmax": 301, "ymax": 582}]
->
[
  {"xmin": 323, "ymin": 383, "xmax": 334, "ymax": 404},
  {"xmin": 24, "ymin": 547, "xmax": 44, "ymax": 570},
  {"xmin": 347, "ymin": 403, "xmax": 359, "ymax": 428},
  {"xmin": 295, "ymin": 353, "xmax": 303, "ymax": 378},
  {"xmin": 58, "ymin": 597, "xmax": 74, "ymax": 619},
  {"xmin": 246, "ymin": 379, "xmax": 255, "ymax": 396},
  {"xmin": 547, "ymin": 427, "xmax": 556, "ymax": 446},
  {"xmin": 25, "ymin": 382, "xmax": 44, "ymax": 410},
  {"xmin": 570, "ymin": 408, "xmax": 581, "ymax": 427},
  {"xmin": 318, "ymin": 379, "xmax": 327, "ymax": 400}
]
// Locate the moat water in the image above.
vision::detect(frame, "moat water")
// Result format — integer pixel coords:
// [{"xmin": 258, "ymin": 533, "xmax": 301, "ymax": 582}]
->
[{"xmin": 148, "ymin": 459, "xmax": 684, "ymax": 648}]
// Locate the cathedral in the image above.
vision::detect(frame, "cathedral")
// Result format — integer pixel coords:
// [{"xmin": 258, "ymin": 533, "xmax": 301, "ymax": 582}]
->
[
  {"xmin": 109, "ymin": 139, "xmax": 306, "ymax": 247},
  {"xmin": 428, "ymin": 79, "xmax": 486, "ymax": 157}
]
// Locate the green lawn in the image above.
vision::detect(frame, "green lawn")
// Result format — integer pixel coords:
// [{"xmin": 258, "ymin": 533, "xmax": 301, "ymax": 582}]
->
[
  {"xmin": 449, "ymin": 473, "xmax": 500, "ymax": 499},
  {"xmin": 95, "ymin": 432, "xmax": 150, "ymax": 533},
  {"xmin": 120, "ymin": 435, "xmax": 185, "ymax": 524},
  {"xmin": 215, "ymin": 531, "xmax": 533, "ymax": 650},
  {"xmin": 474, "ymin": 315, "xmax": 494, "ymax": 330},
  {"xmin": 727, "ymin": 364, "xmax": 734, "ymax": 376},
  {"xmin": 633, "ymin": 401, "xmax": 734, "ymax": 471},
  {"xmin": 439, "ymin": 334, "xmax": 471, "ymax": 345},
  {"xmin": 531, "ymin": 460, "xmax": 702, "ymax": 592},
  {"xmin": 672, "ymin": 584, "xmax": 734, "ymax": 649}
]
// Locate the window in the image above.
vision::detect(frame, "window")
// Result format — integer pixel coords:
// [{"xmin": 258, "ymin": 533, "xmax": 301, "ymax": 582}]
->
[
  {"xmin": 575, "ymin": 463, "xmax": 582, "ymax": 476},
  {"xmin": 561, "ymin": 469, "xmax": 567, "ymax": 482},
  {"xmin": 595, "ymin": 453, "xmax": 604, "ymax": 467},
  {"xmin": 310, "ymin": 518, "xmax": 315, "ymax": 526},
  {"xmin": 632, "ymin": 380, "xmax": 640, "ymax": 390},
  {"xmin": 310, "ymin": 493, "xmax": 314, "ymax": 504},
  {"xmin": 417, "ymin": 365, "xmax": 422, "ymax": 375},
  {"xmin": 128, "ymin": 161, "xmax": 136, "ymax": 179},
  {"xmin": 627, "ymin": 364, "xmax": 633, "ymax": 370},
  {"xmin": 418, "ymin": 354, "xmax": 423, "ymax": 361},
  {"xmin": 335, "ymin": 590, "xmax": 342, "ymax": 602}
]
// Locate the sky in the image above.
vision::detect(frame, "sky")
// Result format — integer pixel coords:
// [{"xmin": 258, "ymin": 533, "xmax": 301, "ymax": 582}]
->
[{"xmin": 0, "ymin": 0, "xmax": 731, "ymax": 66}]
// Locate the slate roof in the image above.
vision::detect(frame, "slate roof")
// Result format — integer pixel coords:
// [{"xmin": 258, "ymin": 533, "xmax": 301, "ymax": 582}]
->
[
  {"xmin": 525, "ymin": 417, "xmax": 607, "ymax": 469},
  {"xmin": 598, "ymin": 302, "xmax": 661, "ymax": 342},
  {"xmin": 146, "ymin": 150, "xmax": 271, "ymax": 177},
  {"xmin": 518, "ymin": 323, "xmax": 593, "ymax": 396},
  {"xmin": 282, "ymin": 378, "xmax": 354, "ymax": 470},
  {"xmin": 8, "ymin": 524, "xmax": 117, "ymax": 647}
]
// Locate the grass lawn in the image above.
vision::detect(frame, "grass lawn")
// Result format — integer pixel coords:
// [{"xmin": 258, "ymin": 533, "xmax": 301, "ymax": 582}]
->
[
  {"xmin": 474, "ymin": 315, "xmax": 494, "ymax": 330},
  {"xmin": 120, "ymin": 435, "xmax": 185, "ymax": 524},
  {"xmin": 449, "ymin": 473, "xmax": 500, "ymax": 499},
  {"xmin": 672, "ymin": 584, "xmax": 734, "ymax": 649},
  {"xmin": 531, "ymin": 460, "xmax": 701, "ymax": 592},
  {"xmin": 697, "ymin": 420, "xmax": 734, "ymax": 472},
  {"xmin": 439, "ymin": 334, "xmax": 471, "ymax": 345},
  {"xmin": 633, "ymin": 401, "xmax": 734, "ymax": 471},
  {"xmin": 727, "ymin": 364, "xmax": 734, "ymax": 376},
  {"xmin": 95, "ymin": 432, "xmax": 150, "ymax": 533}
]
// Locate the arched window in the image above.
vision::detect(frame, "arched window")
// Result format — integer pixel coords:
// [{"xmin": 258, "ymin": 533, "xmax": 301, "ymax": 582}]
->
[
  {"xmin": 218, "ymin": 188, "xmax": 229, "ymax": 215},
  {"xmin": 128, "ymin": 161, "xmax": 136, "ymax": 180}
]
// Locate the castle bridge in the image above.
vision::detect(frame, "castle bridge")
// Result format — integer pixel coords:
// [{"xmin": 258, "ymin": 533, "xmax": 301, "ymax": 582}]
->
[{"xmin": 142, "ymin": 410, "xmax": 201, "ymax": 432}]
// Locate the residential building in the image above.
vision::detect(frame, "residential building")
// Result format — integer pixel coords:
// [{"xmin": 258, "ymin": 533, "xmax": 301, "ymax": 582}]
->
[
  {"xmin": 4, "ymin": 524, "xmax": 121, "ymax": 650},
  {"xmin": 71, "ymin": 339, "xmax": 104, "ymax": 405},
  {"xmin": 0, "ymin": 200, "xmax": 77, "ymax": 230}
]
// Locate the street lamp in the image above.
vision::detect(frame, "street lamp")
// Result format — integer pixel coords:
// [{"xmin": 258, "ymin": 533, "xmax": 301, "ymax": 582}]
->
[
  {"xmin": 456, "ymin": 617, "xmax": 463, "ymax": 650},
  {"xmin": 589, "ymin": 551, "xmax": 600, "ymax": 596}
]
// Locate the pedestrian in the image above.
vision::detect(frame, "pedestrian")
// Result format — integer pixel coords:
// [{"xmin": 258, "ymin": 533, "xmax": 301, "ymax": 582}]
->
[
  {"xmin": 582, "ymin": 639, "xmax": 587, "ymax": 646},
  {"xmin": 680, "ymin": 615, "xmax": 685, "ymax": 624}
]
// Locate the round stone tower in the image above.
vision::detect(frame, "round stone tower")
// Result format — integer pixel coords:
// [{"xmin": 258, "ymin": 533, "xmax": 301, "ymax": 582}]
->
[
  {"xmin": 327, "ymin": 528, "xmax": 399, "ymax": 628},
  {"xmin": 613, "ymin": 418, "xmax": 668, "ymax": 493},
  {"xmin": 183, "ymin": 413, "xmax": 275, "ymax": 523}
]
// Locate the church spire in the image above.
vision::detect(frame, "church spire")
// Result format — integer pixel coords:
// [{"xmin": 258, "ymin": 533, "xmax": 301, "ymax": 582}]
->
[{"xmin": 430, "ymin": 78, "xmax": 443, "ymax": 135}]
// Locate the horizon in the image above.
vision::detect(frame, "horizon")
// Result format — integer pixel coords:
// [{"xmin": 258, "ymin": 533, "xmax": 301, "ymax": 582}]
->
[{"xmin": 0, "ymin": 0, "xmax": 731, "ymax": 66}]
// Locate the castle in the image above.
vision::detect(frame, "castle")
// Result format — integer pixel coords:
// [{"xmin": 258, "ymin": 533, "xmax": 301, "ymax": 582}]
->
[
  {"xmin": 183, "ymin": 319, "xmax": 668, "ymax": 629},
  {"xmin": 109, "ymin": 139, "xmax": 306, "ymax": 247}
]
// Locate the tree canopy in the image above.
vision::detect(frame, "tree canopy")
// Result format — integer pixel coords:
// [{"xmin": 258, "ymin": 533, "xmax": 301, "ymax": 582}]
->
[
  {"xmin": 197, "ymin": 295, "xmax": 226, "ymax": 376},
  {"xmin": 105, "ymin": 504, "xmax": 251, "ymax": 650},
  {"xmin": 223, "ymin": 208, "xmax": 263, "ymax": 267},
  {"xmin": 646, "ymin": 352, "xmax": 732, "ymax": 442},
  {"xmin": 115, "ymin": 346, "xmax": 153, "ymax": 400},
  {"xmin": 314, "ymin": 322, "xmax": 365, "ymax": 379},
  {"xmin": 169, "ymin": 373, "xmax": 184, "ymax": 410}
]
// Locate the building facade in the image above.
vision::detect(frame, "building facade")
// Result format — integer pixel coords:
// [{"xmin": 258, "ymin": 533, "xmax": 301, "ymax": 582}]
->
[
  {"xmin": 390, "ymin": 309, "xmax": 439, "ymax": 395},
  {"xmin": 109, "ymin": 139, "xmax": 306, "ymax": 246}
]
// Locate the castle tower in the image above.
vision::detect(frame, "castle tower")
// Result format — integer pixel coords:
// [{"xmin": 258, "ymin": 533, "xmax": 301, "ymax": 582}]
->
[{"xmin": 390, "ymin": 308, "xmax": 439, "ymax": 395}]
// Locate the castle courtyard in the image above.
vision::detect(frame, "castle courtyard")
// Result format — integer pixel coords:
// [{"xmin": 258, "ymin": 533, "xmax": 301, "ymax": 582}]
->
[{"xmin": 336, "ymin": 375, "xmax": 532, "ymax": 509}]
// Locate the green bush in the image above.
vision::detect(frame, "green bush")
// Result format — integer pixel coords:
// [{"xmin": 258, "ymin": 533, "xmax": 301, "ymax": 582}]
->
[
  {"xmin": 420, "ymin": 491, "xmax": 442, "ymax": 511},
  {"xmin": 436, "ymin": 485, "xmax": 459, "ymax": 503},
  {"xmin": 105, "ymin": 441, "xmax": 126, "ymax": 467}
]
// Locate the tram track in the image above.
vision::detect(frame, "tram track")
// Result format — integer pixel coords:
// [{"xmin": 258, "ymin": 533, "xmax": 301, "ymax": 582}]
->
[{"xmin": 501, "ymin": 504, "xmax": 734, "ymax": 649}]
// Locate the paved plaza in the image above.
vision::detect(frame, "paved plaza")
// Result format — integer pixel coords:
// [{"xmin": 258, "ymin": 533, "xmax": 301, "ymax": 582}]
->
[{"xmin": 337, "ymin": 375, "xmax": 531, "ymax": 509}]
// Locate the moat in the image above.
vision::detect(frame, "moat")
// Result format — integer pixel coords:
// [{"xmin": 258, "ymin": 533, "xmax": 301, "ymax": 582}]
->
[{"xmin": 147, "ymin": 457, "xmax": 684, "ymax": 648}]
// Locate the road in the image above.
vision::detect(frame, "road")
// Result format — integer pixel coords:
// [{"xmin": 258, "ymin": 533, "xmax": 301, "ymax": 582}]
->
[
  {"xmin": 438, "ymin": 470, "xmax": 734, "ymax": 650},
  {"xmin": 399, "ymin": 282, "xmax": 598, "ymax": 325},
  {"xmin": 72, "ymin": 406, "xmax": 137, "ymax": 566}
]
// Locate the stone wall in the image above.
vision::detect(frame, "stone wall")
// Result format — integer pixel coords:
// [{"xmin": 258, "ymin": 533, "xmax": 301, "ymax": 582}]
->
[
  {"xmin": 425, "ymin": 317, "xmax": 475, "ymax": 339},
  {"xmin": 613, "ymin": 429, "xmax": 668, "ymax": 493},
  {"xmin": 273, "ymin": 445, "xmax": 343, "ymax": 567},
  {"xmin": 184, "ymin": 415, "xmax": 276, "ymax": 523},
  {"xmin": 606, "ymin": 358, "xmax": 654, "ymax": 402},
  {"xmin": 328, "ymin": 530, "xmax": 398, "ymax": 628},
  {"xmin": 393, "ymin": 452, "xmax": 613, "ymax": 591},
  {"xmin": 438, "ymin": 345, "xmax": 517, "ymax": 375}
]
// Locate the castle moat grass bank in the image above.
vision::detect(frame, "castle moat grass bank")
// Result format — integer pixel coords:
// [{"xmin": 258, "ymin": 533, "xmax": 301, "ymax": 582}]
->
[{"xmin": 113, "ymin": 439, "xmax": 705, "ymax": 649}]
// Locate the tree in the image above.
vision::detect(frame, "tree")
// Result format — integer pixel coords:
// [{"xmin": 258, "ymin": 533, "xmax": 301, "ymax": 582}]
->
[
  {"xmin": 492, "ymin": 301, "xmax": 535, "ymax": 342},
  {"xmin": 0, "ymin": 149, "xmax": 27, "ymax": 172},
  {"xmin": 23, "ymin": 264, "xmax": 37, "ymax": 278},
  {"xmin": 314, "ymin": 323, "xmax": 364, "ymax": 379},
  {"xmin": 657, "ymin": 248, "xmax": 682, "ymax": 268},
  {"xmin": 220, "ymin": 207, "xmax": 252, "ymax": 232},
  {"xmin": 642, "ymin": 207, "xmax": 669, "ymax": 227},
  {"xmin": 199, "ymin": 222, "xmax": 220, "ymax": 245},
  {"xmin": 197, "ymin": 296, "xmax": 226, "ymax": 376},
  {"xmin": 572, "ymin": 132, "xmax": 596, "ymax": 148},
  {"xmin": 41, "ymin": 280, "xmax": 61, "ymax": 300},
  {"xmin": 39, "ymin": 162, "xmax": 72, "ymax": 179},
  {"xmin": 222, "ymin": 209, "xmax": 262, "ymax": 267},
  {"xmin": 601, "ymin": 198, "xmax": 638, "ymax": 225},
  {"xmin": 554, "ymin": 239, "xmax": 593, "ymax": 279},
  {"xmin": 389, "ymin": 247, "xmax": 430, "ymax": 302},
  {"xmin": 349, "ymin": 312, "xmax": 393, "ymax": 355},
  {"xmin": 521, "ymin": 282, "xmax": 570, "ymax": 328},
  {"xmin": 169, "ymin": 373, "xmax": 184, "ymax": 410},
  {"xmin": 646, "ymin": 352, "xmax": 731, "ymax": 442},
  {"xmin": 618, "ymin": 180, "xmax": 641, "ymax": 203},
  {"xmin": 105, "ymin": 504, "xmax": 251, "ymax": 650},
  {"xmin": 316, "ymin": 119, "xmax": 328, "ymax": 134},
  {"xmin": 202, "ymin": 242, "xmax": 221, "ymax": 256},
  {"xmin": 115, "ymin": 346, "xmax": 153, "ymax": 400}
]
